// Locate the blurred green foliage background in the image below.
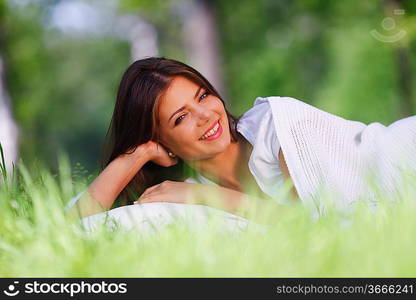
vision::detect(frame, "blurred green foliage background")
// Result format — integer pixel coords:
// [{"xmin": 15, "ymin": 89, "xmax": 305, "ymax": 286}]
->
[{"xmin": 1, "ymin": 0, "xmax": 415, "ymax": 178}]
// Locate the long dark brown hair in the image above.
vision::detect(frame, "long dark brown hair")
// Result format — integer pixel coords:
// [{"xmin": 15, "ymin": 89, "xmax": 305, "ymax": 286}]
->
[{"xmin": 100, "ymin": 57, "xmax": 242, "ymax": 207}]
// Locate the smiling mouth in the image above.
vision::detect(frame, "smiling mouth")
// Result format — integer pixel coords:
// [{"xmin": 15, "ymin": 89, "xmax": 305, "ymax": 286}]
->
[{"xmin": 199, "ymin": 120, "xmax": 221, "ymax": 140}]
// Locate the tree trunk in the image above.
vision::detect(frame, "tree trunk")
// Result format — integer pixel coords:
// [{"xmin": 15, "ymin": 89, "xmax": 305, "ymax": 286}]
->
[
  {"xmin": 384, "ymin": 0, "xmax": 414, "ymax": 117},
  {"xmin": 116, "ymin": 14, "xmax": 159, "ymax": 61},
  {"xmin": 0, "ymin": 56, "xmax": 20, "ymax": 178},
  {"xmin": 181, "ymin": 0, "xmax": 226, "ymax": 100}
]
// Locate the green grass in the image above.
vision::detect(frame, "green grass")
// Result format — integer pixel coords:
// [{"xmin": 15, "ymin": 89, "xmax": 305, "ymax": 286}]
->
[{"xmin": 0, "ymin": 142, "xmax": 416, "ymax": 277}]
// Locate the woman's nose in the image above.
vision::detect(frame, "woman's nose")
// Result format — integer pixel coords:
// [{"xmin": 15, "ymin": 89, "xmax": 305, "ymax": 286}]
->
[{"xmin": 196, "ymin": 109, "xmax": 211, "ymax": 126}]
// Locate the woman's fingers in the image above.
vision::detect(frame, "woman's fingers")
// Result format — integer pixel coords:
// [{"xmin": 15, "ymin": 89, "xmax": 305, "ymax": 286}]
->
[
  {"xmin": 133, "ymin": 181, "xmax": 174, "ymax": 204},
  {"xmin": 140, "ymin": 184, "xmax": 160, "ymax": 198},
  {"xmin": 135, "ymin": 189, "xmax": 164, "ymax": 204},
  {"xmin": 134, "ymin": 195, "xmax": 163, "ymax": 204},
  {"xmin": 139, "ymin": 180, "xmax": 172, "ymax": 198}
]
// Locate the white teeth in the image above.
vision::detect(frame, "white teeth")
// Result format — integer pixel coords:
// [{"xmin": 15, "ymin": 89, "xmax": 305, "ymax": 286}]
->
[{"xmin": 201, "ymin": 122, "xmax": 220, "ymax": 140}]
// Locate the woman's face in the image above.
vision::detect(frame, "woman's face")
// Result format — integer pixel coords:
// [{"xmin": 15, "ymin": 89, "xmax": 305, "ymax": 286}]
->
[{"xmin": 157, "ymin": 76, "xmax": 231, "ymax": 161}]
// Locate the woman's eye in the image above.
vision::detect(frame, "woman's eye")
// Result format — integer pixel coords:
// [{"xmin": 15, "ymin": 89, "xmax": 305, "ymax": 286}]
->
[
  {"xmin": 174, "ymin": 91, "xmax": 210, "ymax": 126},
  {"xmin": 175, "ymin": 115, "xmax": 186, "ymax": 126},
  {"xmin": 199, "ymin": 91, "xmax": 209, "ymax": 101}
]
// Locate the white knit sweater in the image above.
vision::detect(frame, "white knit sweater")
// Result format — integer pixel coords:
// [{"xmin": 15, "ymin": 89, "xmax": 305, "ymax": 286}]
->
[{"xmin": 268, "ymin": 96, "xmax": 416, "ymax": 215}]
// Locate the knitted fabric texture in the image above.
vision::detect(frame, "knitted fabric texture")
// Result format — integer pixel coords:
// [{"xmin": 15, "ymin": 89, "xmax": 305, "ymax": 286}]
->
[{"xmin": 267, "ymin": 96, "xmax": 416, "ymax": 216}]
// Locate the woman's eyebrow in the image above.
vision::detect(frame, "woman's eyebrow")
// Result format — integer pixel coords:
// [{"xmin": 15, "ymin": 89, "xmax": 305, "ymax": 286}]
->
[{"xmin": 168, "ymin": 86, "xmax": 203, "ymax": 123}]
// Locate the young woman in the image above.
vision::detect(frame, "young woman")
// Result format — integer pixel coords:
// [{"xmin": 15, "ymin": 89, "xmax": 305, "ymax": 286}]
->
[{"xmin": 67, "ymin": 57, "xmax": 416, "ymax": 226}]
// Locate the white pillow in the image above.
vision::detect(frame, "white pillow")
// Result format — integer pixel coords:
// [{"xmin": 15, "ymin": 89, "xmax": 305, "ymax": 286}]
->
[{"xmin": 79, "ymin": 202, "xmax": 265, "ymax": 235}]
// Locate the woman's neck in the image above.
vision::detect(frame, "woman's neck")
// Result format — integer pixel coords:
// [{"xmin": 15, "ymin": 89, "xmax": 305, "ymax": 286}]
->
[{"xmin": 190, "ymin": 134, "xmax": 254, "ymax": 192}]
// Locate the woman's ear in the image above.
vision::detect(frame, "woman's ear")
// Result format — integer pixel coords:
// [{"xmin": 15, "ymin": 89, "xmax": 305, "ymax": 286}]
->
[{"xmin": 161, "ymin": 144, "xmax": 176, "ymax": 157}]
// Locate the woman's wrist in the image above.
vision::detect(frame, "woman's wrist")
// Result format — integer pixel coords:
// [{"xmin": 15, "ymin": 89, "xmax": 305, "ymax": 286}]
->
[
  {"xmin": 124, "ymin": 143, "xmax": 153, "ymax": 166},
  {"xmin": 189, "ymin": 183, "xmax": 247, "ymax": 213}
]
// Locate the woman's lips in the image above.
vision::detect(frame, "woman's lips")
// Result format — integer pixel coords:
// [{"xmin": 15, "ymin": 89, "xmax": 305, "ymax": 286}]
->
[
  {"xmin": 199, "ymin": 120, "xmax": 222, "ymax": 141},
  {"xmin": 201, "ymin": 120, "xmax": 219, "ymax": 137}
]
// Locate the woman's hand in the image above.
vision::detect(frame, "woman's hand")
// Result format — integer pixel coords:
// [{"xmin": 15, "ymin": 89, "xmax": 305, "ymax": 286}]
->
[
  {"xmin": 133, "ymin": 181, "xmax": 294, "ymax": 225},
  {"xmin": 134, "ymin": 180, "xmax": 197, "ymax": 205},
  {"xmin": 145, "ymin": 140, "xmax": 179, "ymax": 167}
]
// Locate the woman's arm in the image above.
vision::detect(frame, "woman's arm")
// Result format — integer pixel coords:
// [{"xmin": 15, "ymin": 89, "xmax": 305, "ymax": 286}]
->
[
  {"xmin": 190, "ymin": 149, "xmax": 300, "ymax": 224},
  {"xmin": 66, "ymin": 144, "xmax": 152, "ymax": 219},
  {"xmin": 188, "ymin": 183, "xmax": 297, "ymax": 225}
]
